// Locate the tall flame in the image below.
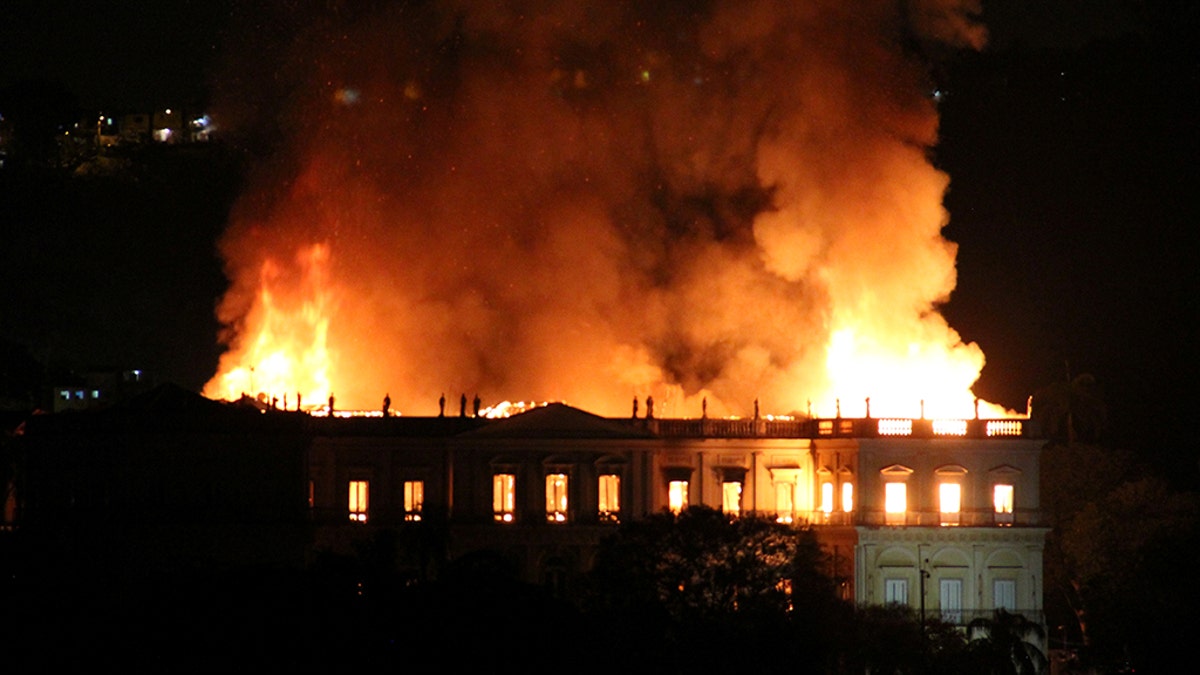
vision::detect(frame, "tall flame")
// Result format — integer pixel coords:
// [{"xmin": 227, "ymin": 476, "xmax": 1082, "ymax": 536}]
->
[
  {"xmin": 205, "ymin": 1, "xmax": 1010, "ymax": 418},
  {"xmin": 204, "ymin": 244, "xmax": 333, "ymax": 409}
]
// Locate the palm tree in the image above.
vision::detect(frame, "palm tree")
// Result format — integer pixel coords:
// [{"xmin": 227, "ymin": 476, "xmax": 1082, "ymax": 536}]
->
[
  {"xmin": 967, "ymin": 609, "xmax": 1048, "ymax": 674},
  {"xmin": 1032, "ymin": 369, "xmax": 1107, "ymax": 445}
]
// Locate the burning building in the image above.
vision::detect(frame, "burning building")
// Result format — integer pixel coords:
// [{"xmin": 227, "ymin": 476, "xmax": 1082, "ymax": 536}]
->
[
  {"xmin": 11, "ymin": 388, "xmax": 1046, "ymax": 646},
  {"xmin": 306, "ymin": 398, "xmax": 1046, "ymax": 634}
]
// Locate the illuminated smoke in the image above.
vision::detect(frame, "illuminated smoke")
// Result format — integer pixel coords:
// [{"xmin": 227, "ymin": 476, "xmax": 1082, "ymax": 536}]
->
[{"xmin": 205, "ymin": 0, "xmax": 993, "ymax": 418}]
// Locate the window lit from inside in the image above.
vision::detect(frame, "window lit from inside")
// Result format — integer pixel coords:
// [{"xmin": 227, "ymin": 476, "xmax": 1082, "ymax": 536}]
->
[
  {"xmin": 348, "ymin": 480, "xmax": 369, "ymax": 523},
  {"xmin": 668, "ymin": 480, "xmax": 688, "ymax": 515},
  {"xmin": 841, "ymin": 481, "xmax": 854, "ymax": 513},
  {"xmin": 939, "ymin": 482, "xmax": 961, "ymax": 526},
  {"xmin": 884, "ymin": 482, "xmax": 906, "ymax": 525},
  {"xmin": 404, "ymin": 480, "xmax": 424, "ymax": 521},
  {"xmin": 598, "ymin": 474, "xmax": 620, "ymax": 522},
  {"xmin": 722, "ymin": 481, "xmax": 742, "ymax": 515},
  {"xmin": 820, "ymin": 481, "xmax": 834, "ymax": 514},
  {"xmin": 493, "ymin": 473, "xmax": 516, "ymax": 522},
  {"xmin": 775, "ymin": 482, "xmax": 795, "ymax": 523},
  {"xmin": 545, "ymin": 473, "xmax": 568, "ymax": 522},
  {"xmin": 993, "ymin": 484, "xmax": 1014, "ymax": 525}
]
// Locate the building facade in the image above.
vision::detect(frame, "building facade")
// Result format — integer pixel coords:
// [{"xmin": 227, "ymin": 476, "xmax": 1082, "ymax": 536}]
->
[
  {"xmin": 11, "ymin": 389, "xmax": 1046, "ymax": 636},
  {"xmin": 306, "ymin": 403, "xmax": 1047, "ymax": 631}
]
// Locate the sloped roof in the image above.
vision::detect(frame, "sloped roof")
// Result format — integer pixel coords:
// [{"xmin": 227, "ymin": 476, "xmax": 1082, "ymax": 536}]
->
[
  {"xmin": 461, "ymin": 402, "xmax": 654, "ymax": 440},
  {"xmin": 26, "ymin": 382, "xmax": 304, "ymax": 435}
]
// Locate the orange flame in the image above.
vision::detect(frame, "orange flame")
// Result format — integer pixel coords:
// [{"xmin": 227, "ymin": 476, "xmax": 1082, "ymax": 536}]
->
[
  {"xmin": 203, "ymin": 244, "xmax": 334, "ymax": 409},
  {"xmin": 201, "ymin": 2, "xmax": 1017, "ymax": 419}
]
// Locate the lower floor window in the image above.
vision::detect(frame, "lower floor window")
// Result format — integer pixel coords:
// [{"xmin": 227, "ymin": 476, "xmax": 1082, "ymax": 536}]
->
[
  {"xmin": 994, "ymin": 579, "xmax": 1016, "ymax": 611},
  {"xmin": 884, "ymin": 578, "xmax": 908, "ymax": 606},
  {"xmin": 940, "ymin": 578, "xmax": 963, "ymax": 624}
]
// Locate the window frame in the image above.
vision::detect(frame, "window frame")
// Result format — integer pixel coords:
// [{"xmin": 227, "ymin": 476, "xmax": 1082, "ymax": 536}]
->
[
  {"xmin": 597, "ymin": 473, "xmax": 621, "ymax": 523},
  {"xmin": 668, "ymin": 479, "xmax": 689, "ymax": 515},
  {"xmin": 545, "ymin": 472, "xmax": 569, "ymax": 523},
  {"xmin": 722, "ymin": 480, "xmax": 743, "ymax": 516},
  {"xmin": 493, "ymin": 472, "xmax": 517, "ymax": 523},
  {"xmin": 348, "ymin": 479, "xmax": 369, "ymax": 523},
  {"xmin": 884, "ymin": 578, "xmax": 909, "ymax": 606},
  {"xmin": 993, "ymin": 483, "xmax": 1015, "ymax": 525},
  {"xmin": 940, "ymin": 578, "xmax": 964, "ymax": 624},
  {"xmin": 403, "ymin": 479, "xmax": 424, "ymax": 522}
]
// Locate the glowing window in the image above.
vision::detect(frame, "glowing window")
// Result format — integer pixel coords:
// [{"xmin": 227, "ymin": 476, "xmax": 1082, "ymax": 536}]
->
[
  {"xmin": 668, "ymin": 480, "xmax": 688, "ymax": 515},
  {"xmin": 493, "ymin": 473, "xmax": 516, "ymax": 522},
  {"xmin": 722, "ymin": 481, "xmax": 742, "ymax": 515},
  {"xmin": 775, "ymin": 482, "xmax": 795, "ymax": 523},
  {"xmin": 404, "ymin": 480, "xmax": 424, "ymax": 521},
  {"xmin": 820, "ymin": 481, "xmax": 834, "ymax": 514},
  {"xmin": 546, "ymin": 473, "xmax": 568, "ymax": 522},
  {"xmin": 884, "ymin": 483, "xmax": 906, "ymax": 525},
  {"xmin": 348, "ymin": 480, "xmax": 369, "ymax": 523},
  {"xmin": 993, "ymin": 484, "xmax": 1014, "ymax": 513},
  {"xmin": 598, "ymin": 474, "xmax": 620, "ymax": 522},
  {"xmin": 841, "ymin": 481, "xmax": 854, "ymax": 512},
  {"xmin": 994, "ymin": 484, "xmax": 1014, "ymax": 525},
  {"xmin": 939, "ymin": 483, "xmax": 961, "ymax": 513}
]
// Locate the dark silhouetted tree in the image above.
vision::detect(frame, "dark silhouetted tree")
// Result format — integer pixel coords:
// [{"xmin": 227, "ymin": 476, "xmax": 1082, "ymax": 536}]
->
[
  {"xmin": 966, "ymin": 609, "xmax": 1048, "ymax": 674},
  {"xmin": 585, "ymin": 506, "xmax": 845, "ymax": 674},
  {"xmin": 1032, "ymin": 371, "xmax": 1106, "ymax": 445}
]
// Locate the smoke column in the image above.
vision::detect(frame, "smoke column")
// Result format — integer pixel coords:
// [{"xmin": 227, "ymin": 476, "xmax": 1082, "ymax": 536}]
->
[{"xmin": 205, "ymin": 0, "xmax": 993, "ymax": 418}]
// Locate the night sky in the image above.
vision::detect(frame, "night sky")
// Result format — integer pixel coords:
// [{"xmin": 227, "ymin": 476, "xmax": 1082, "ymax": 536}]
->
[{"xmin": 2, "ymin": 1, "xmax": 1197, "ymax": 471}]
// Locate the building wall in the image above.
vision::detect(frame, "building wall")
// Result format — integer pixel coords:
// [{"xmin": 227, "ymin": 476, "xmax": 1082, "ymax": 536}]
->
[{"xmin": 303, "ymin": 411, "xmax": 1046, "ymax": 633}]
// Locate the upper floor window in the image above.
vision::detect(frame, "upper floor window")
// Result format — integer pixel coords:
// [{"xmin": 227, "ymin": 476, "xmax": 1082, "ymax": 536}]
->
[
  {"xmin": 493, "ymin": 473, "xmax": 516, "ymax": 523},
  {"xmin": 993, "ymin": 483, "xmax": 1014, "ymax": 525},
  {"xmin": 598, "ymin": 474, "xmax": 620, "ymax": 522},
  {"xmin": 880, "ymin": 464, "xmax": 913, "ymax": 525},
  {"xmin": 939, "ymin": 482, "xmax": 962, "ymax": 526},
  {"xmin": 820, "ymin": 481, "xmax": 835, "ymax": 514},
  {"xmin": 668, "ymin": 480, "xmax": 688, "ymax": 515},
  {"xmin": 935, "ymin": 465, "xmax": 967, "ymax": 526},
  {"xmin": 404, "ymin": 480, "xmax": 424, "ymax": 521},
  {"xmin": 841, "ymin": 481, "xmax": 854, "ymax": 512},
  {"xmin": 884, "ymin": 482, "xmax": 906, "ymax": 525},
  {"xmin": 348, "ymin": 480, "xmax": 369, "ymax": 523},
  {"xmin": 884, "ymin": 578, "xmax": 909, "ymax": 605},
  {"xmin": 546, "ymin": 473, "xmax": 569, "ymax": 523}
]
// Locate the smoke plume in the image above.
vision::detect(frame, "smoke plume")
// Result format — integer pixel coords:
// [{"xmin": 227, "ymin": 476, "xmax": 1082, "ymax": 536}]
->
[{"xmin": 206, "ymin": 0, "xmax": 991, "ymax": 417}]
